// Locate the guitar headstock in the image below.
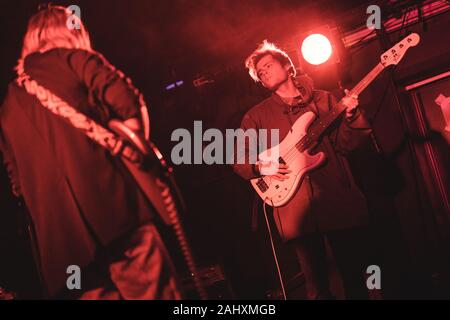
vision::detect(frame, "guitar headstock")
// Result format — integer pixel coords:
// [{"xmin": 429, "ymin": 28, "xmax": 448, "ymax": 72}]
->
[{"xmin": 380, "ymin": 33, "xmax": 420, "ymax": 68}]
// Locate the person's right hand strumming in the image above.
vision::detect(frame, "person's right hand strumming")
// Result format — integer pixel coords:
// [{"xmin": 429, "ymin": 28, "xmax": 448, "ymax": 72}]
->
[{"xmin": 256, "ymin": 161, "xmax": 291, "ymax": 181}]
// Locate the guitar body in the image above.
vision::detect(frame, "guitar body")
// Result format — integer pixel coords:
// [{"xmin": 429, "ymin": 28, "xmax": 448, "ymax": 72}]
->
[{"xmin": 250, "ymin": 111, "xmax": 326, "ymax": 207}]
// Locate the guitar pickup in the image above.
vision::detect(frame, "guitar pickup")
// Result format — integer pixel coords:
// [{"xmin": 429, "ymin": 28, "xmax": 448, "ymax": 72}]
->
[{"xmin": 256, "ymin": 178, "xmax": 269, "ymax": 193}]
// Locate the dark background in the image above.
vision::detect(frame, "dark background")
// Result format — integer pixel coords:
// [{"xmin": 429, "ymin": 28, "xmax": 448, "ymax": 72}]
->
[{"xmin": 1, "ymin": 0, "xmax": 449, "ymax": 299}]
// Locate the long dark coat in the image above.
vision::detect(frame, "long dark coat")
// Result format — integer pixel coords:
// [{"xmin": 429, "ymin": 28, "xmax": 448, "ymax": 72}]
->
[{"xmin": 0, "ymin": 49, "xmax": 154, "ymax": 296}]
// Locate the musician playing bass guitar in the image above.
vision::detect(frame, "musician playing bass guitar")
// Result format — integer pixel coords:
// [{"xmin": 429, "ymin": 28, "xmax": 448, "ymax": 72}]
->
[{"xmin": 232, "ymin": 40, "xmax": 373, "ymax": 299}]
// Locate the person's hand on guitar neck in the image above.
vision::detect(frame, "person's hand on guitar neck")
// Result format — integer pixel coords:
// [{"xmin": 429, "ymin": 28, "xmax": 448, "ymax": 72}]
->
[
  {"xmin": 342, "ymin": 89, "xmax": 361, "ymax": 122},
  {"xmin": 255, "ymin": 161, "xmax": 291, "ymax": 181}
]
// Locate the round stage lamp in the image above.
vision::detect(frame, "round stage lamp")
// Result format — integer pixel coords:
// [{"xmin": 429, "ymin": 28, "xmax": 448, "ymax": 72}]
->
[{"xmin": 301, "ymin": 33, "xmax": 333, "ymax": 65}]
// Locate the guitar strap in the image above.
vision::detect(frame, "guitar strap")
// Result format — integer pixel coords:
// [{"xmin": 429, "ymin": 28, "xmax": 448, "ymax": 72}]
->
[{"xmin": 16, "ymin": 71, "xmax": 142, "ymax": 163}]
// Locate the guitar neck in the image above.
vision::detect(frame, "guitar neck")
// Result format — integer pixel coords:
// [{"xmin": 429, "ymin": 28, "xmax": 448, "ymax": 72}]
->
[
  {"xmin": 307, "ymin": 62, "xmax": 385, "ymax": 141},
  {"xmin": 348, "ymin": 62, "xmax": 385, "ymax": 97}
]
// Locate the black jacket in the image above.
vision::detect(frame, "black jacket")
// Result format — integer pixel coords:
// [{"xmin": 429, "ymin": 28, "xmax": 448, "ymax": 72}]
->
[{"xmin": 233, "ymin": 77, "xmax": 373, "ymax": 241}]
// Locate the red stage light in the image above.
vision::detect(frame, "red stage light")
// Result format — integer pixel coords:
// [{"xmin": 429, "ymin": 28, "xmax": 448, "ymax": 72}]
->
[{"xmin": 301, "ymin": 33, "xmax": 333, "ymax": 65}]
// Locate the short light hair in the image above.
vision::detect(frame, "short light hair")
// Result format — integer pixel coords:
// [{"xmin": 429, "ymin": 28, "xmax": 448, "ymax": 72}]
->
[
  {"xmin": 245, "ymin": 40, "xmax": 296, "ymax": 83},
  {"xmin": 20, "ymin": 4, "xmax": 92, "ymax": 60}
]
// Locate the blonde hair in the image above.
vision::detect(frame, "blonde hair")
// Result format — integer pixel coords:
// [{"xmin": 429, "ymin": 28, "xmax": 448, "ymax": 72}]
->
[
  {"xmin": 245, "ymin": 40, "xmax": 296, "ymax": 83},
  {"xmin": 19, "ymin": 4, "xmax": 92, "ymax": 62}
]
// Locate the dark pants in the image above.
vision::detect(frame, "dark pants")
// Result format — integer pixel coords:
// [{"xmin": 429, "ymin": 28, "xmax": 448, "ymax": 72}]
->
[
  {"xmin": 292, "ymin": 228, "xmax": 371, "ymax": 300},
  {"xmin": 60, "ymin": 223, "xmax": 183, "ymax": 300}
]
